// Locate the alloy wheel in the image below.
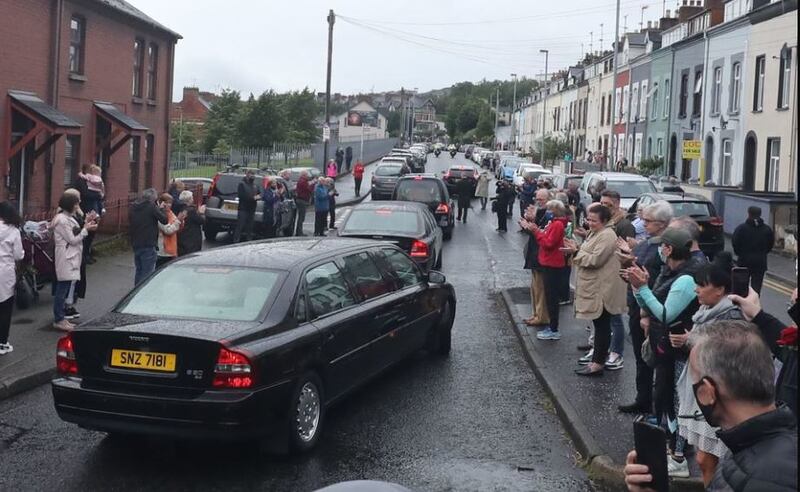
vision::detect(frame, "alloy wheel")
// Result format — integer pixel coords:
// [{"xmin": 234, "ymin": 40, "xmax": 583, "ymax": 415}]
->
[{"xmin": 295, "ymin": 382, "xmax": 321, "ymax": 442}]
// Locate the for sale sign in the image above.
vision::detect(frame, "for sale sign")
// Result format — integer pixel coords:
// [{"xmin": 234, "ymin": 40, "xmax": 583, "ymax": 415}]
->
[{"xmin": 682, "ymin": 140, "xmax": 701, "ymax": 159}]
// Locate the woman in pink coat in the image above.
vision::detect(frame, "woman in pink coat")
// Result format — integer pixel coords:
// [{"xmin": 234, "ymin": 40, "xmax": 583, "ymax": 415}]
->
[{"xmin": 326, "ymin": 159, "xmax": 338, "ymax": 178}]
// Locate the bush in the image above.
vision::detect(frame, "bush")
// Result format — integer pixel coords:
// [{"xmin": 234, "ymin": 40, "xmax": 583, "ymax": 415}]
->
[{"xmin": 637, "ymin": 156, "xmax": 664, "ymax": 176}]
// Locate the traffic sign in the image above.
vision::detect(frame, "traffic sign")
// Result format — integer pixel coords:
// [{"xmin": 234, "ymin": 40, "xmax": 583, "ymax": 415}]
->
[
  {"xmin": 322, "ymin": 124, "xmax": 330, "ymax": 142},
  {"xmin": 682, "ymin": 140, "xmax": 701, "ymax": 159}
]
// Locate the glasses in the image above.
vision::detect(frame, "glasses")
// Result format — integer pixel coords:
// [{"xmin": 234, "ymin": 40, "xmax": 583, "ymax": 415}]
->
[{"xmin": 643, "ymin": 218, "xmax": 664, "ymax": 223}]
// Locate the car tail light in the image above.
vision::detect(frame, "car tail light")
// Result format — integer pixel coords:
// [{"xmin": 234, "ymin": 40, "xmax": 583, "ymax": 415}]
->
[
  {"xmin": 212, "ymin": 347, "xmax": 254, "ymax": 389},
  {"xmin": 56, "ymin": 334, "xmax": 78, "ymax": 376},
  {"xmin": 436, "ymin": 203, "xmax": 450, "ymax": 214},
  {"xmin": 709, "ymin": 216, "xmax": 724, "ymax": 226},
  {"xmin": 208, "ymin": 173, "xmax": 221, "ymax": 198},
  {"xmin": 443, "ymin": 171, "xmax": 450, "ymax": 179},
  {"xmin": 410, "ymin": 240, "xmax": 429, "ymax": 258}
]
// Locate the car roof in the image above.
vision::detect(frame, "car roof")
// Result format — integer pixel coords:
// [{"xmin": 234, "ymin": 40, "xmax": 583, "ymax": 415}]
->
[
  {"xmin": 177, "ymin": 238, "xmax": 389, "ymax": 270},
  {"xmin": 354, "ymin": 201, "xmax": 429, "ymax": 212},
  {"xmin": 380, "ymin": 158, "xmax": 407, "ymax": 164},
  {"xmin": 587, "ymin": 172, "xmax": 650, "ymax": 181},
  {"xmin": 642, "ymin": 192, "xmax": 710, "ymax": 202},
  {"xmin": 176, "ymin": 177, "xmax": 212, "ymax": 182},
  {"xmin": 397, "ymin": 173, "xmax": 442, "ymax": 181},
  {"xmin": 285, "ymin": 167, "xmax": 319, "ymax": 172}
]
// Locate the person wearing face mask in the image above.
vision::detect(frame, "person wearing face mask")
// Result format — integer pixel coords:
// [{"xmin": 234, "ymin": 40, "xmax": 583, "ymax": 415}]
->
[
  {"xmin": 732, "ymin": 206, "xmax": 774, "ymax": 294},
  {"xmin": 624, "ymin": 320, "xmax": 798, "ymax": 492},
  {"xmin": 261, "ymin": 178, "xmax": 281, "ymax": 238},
  {"xmin": 625, "ymin": 227, "xmax": 702, "ymax": 478},
  {"xmin": 672, "ymin": 253, "xmax": 744, "ymax": 485},
  {"xmin": 234, "ymin": 170, "xmax": 260, "ymax": 243}
]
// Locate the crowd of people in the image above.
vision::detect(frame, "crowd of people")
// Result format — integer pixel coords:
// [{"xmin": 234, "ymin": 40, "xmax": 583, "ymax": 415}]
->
[{"xmin": 503, "ymin": 168, "xmax": 796, "ymax": 488}]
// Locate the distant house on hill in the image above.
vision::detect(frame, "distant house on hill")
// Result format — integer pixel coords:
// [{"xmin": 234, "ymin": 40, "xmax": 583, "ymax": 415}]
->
[{"xmin": 171, "ymin": 87, "xmax": 218, "ymax": 124}]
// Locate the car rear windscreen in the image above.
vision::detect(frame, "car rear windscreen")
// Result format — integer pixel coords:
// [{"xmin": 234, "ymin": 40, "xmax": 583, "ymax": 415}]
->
[
  {"xmin": 342, "ymin": 209, "xmax": 421, "ymax": 234},
  {"xmin": 605, "ymin": 180, "xmax": 656, "ymax": 198},
  {"xmin": 395, "ymin": 180, "xmax": 443, "ymax": 203},
  {"xmin": 213, "ymin": 175, "xmax": 243, "ymax": 195},
  {"xmin": 376, "ymin": 164, "xmax": 403, "ymax": 176},
  {"xmin": 118, "ymin": 266, "xmax": 281, "ymax": 321},
  {"xmin": 671, "ymin": 201, "xmax": 714, "ymax": 217},
  {"xmin": 449, "ymin": 169, "xmax": 476, "ymax": 178}
]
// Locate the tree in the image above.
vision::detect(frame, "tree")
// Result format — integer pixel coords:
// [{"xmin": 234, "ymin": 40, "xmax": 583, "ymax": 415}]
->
[
  {"xmin": 542, "ymin": 136, "xmax": 572, "ymax": 163},
  {"xmin": 474, "ymin": 109, "xmax": 495, "ymax": 142},
  {"xmin": 170, "ymin": 120, "xmax": 203, "ymax": 156},
  {"xmin": 281, "ymin": 88, "xmax": 318, "ymax": 143},
  {"xmin": 202, "ymin": 89, "xmax": 242, "ymax": 152},
  {"xmin": 237, "ymin": 90, "xmax": 286, "ymax": 148},
  {"xmin": 386, "ymin": 111, "xmax": 402, "ymax": 137}
]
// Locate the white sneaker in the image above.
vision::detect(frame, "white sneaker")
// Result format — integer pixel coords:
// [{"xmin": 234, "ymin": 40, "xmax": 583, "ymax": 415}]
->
[
  {"xmin": 605, "ymin": 354, "xmax": 624, "ymax": 371},
  {"xmin": 53, "ymin": 320, "xmax": 74, "ymax": 331},
  {"xmin": 0, "ymin": 343, "xmax": 13, "ymax": 355},
  {"xmin": 667, "ymin": 455, "xmax": 690, "ymax": 478},
  {"xmin": 578, "ymin": 349, "xmax": 594, "ymax": 365}
]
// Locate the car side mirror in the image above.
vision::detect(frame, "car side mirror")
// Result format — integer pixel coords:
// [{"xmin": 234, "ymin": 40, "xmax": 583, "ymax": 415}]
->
[{"xmin": 426, "ymin": 270, "xmax": 446, "ymax": 284}]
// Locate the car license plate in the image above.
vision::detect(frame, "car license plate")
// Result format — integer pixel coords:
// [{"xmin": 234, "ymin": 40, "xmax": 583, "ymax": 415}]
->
[
  {"xmin": 223, "ymin": 202, "xmax": 238, "ymax": 211},
  {"xmin": 110, "ymin": 349, "xmax": 176, "ymax": 372}
]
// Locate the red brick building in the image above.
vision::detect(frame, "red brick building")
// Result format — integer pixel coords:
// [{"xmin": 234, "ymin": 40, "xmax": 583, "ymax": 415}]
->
[
  {"xmin": 0, "ymin": 0, "xmax": 180, "ymax": 215},
  {"xmin": 171, "ymin": 87, "xmax": 217, "ymax": 124}
]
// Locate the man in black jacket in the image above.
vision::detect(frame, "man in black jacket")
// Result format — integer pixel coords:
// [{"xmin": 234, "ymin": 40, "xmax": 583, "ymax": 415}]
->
[
  {"xmin": 233, "ymin": 170, "xmax": 260, "ymax": 243},
  {"xmin": 345, "ymin": 146, "xmax": 353, "ymax": 172},
  {"xmin": 732, "ymin": 206, "xmax": 774, "ymax": 294},
  {"xmin": 129, "ymin": 188, "xmax": 168, "ymax": 286},
  {"xmin": 624, "ymin": 320, "xmax": 797, "ymax": 492}
]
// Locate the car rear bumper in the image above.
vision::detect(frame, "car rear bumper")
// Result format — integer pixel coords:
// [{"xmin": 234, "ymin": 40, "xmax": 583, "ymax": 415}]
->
[{"xmin": 52, "ymin": 377, "xmax": 293, "ymax": 440}]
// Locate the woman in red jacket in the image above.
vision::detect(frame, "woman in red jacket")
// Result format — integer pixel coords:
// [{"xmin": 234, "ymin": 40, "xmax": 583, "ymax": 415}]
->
[{"xmin": 523, "ymin": 199, "xmax": 569, "ymax": 340}]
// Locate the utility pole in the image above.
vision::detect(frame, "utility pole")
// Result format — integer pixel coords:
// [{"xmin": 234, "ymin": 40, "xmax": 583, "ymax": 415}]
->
[
  {"xmin": 511, "ymin": 73, "xmax": 518, "ymax": 149},
  {"xmin": 540, "ymin": 49, "xmax": 549, "ymax": 164},
  {"xmin": 640, "ymin": 5, "xmax": 649, "ymax": 31},
  {"xmin": 323, "ymin": 9, "xmax": 335, "ymax": 171},
  {"xmin": 493, "ymin": 86, "xmax": 500, "ymax": 149},
  {"xmin": 400, "ymin": 87, "xmax": 406, "ymax": 141},
  {"xmin": 600, "ymin": 23, "xmax": 604, "ymax": 53},
  {"xmin": 589, "ymin": 31, "xmax": 593, "ymax": 57},
  {"xmin": 609, "ymin": 0, "xmax": 621, "ymax": 171}
]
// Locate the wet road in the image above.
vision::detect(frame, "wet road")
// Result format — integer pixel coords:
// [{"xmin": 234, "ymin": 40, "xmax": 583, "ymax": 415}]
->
[{"xmin": 0, "ymin": 152, "xmax": 594, "ymax": 491}]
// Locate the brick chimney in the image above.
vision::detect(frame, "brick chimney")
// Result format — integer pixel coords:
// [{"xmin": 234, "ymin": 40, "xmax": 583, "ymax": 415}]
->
[{"xmin": 677, "ymin": 0, "xmax": 704, "ymax": 21}]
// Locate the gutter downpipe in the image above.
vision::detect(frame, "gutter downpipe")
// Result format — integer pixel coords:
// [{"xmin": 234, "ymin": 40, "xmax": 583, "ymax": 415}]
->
[
  {"xmin": 609, "ymin": 0, "xmax": 621, "ymax": 171},
  {"xmin": 699, "ymin": 26, "xmax": 710, "ymax": 185}
]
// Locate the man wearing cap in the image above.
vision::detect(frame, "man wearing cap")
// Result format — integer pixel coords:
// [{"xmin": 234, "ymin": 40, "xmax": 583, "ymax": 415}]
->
[
  {"xmin": 233, "ymin": 169, "xmax": 260, "ymax": 243},
  {"xmin": 732, "ymin": 206, "xmax": 774, "ymax": 294}
]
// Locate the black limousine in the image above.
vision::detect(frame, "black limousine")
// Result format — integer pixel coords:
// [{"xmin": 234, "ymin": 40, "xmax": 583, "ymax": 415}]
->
[{"xmin": 52, "ymin": 238, "xmax": 456, "ymax": 452}]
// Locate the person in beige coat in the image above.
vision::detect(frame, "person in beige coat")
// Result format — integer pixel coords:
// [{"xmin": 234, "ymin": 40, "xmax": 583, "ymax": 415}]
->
[
  {"xmin": 562, "ymin": 203, "xmax": 627, "ymax": 376},
  {"xmin": 52, "ymin": 193, "xmax": 97, "ymax": 331}
]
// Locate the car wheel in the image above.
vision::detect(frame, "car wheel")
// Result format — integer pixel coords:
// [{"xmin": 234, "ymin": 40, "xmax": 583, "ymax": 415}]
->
[
  {"xmin": 203, "ymin": 223, "xmax": 220, "ymax": 242},
  {"xmin": 427, "ymin": 300, "xmax": 453, "ymax": 356},
  {"xmin": 286, "ymin": 372, "xmax": 325, "ymax": 453}
]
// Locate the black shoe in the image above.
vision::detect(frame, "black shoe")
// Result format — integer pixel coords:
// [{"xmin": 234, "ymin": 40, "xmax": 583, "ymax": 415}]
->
[
  {"xmin": 64, "ymin": 307, "xmax": 80, "ymax": 320},
  {"xmin": 575, "ymin": 366, "xmax": 604, "ymax": 377},
  {"xmin": 618, "ymin": 402, "xmax": 651, "ymax": 414},
  {"xmin": 577, "ymin": 343, "xmax": 593, "ymax": 351}
]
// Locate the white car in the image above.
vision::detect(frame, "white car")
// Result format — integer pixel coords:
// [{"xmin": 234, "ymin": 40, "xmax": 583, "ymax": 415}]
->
[
  {"xmin": 512, "ymin": 165, "xmax": 551, "ymax": 188},
  {"xmin": 578, "ymin": 172, "xmax": 658, "ymax": 211}
]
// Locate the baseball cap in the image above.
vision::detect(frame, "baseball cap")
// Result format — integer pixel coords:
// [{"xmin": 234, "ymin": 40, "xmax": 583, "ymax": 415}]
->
[{"xmin": 652, "ymin": 227, "xmax": 692, "ymax": 250}]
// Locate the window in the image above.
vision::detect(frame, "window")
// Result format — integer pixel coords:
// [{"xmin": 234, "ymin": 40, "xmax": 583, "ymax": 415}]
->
[
  {"xmin": 778, "ymin": 47, "xmax": 792, "ymax": 109},
  {"xmin": 679, "ymin": 74, "xmax": 689, "ymax": 117},
  {"xmin": 69, "ymin": 16, "xmax": 85, "ymax": 74},
  {"xmin": 631, "ymin": 85, "xmax": 639, "ymax": 122},
  {"xmin": 753, "ymin": 55, "xmax": 765, "ymax": 111},
  {"xmin": 305, "ymin": 262, "xmax": 356, "ymax": 319},
  {"xmin": 129, "ymin": 136, "xmax": 140, "ymax": 193},
  {"xmin": 379, "ymin": 249, "xmax": 423, "ymax": 288},
  {"xmin": 132, "ymin": 39, "xmax": 144, "ymax": 97},
  {"xmin": 144, "ymin": 134, "xmax": 154, "ymax": 188},
  {"xmin": 766, "ymin": 138, "xmax": 780, "ymax": 191},
  {"xmin": 640, "ymin": 81, "xmax": 648, "ymax": 121},
  {"xmin": 663, "ymin": 79, "xmax": 671, "ymax": 118},
  {"xmin": 342, "ymin": 252, "xmax": 393, "ymax": 301},
  {"xmin": 721, "ymin": 138, "xmax": 733, "ymax": 185},
  {"xmin": 146, "ymin": 44, "xmax": 158, "ymax": 100},
  {"xmin": 651, "ymin": 83, "xmax": 659, "ymax": 120},
  {"xmin": 600, "ymin": 95, "xmax": 606, "ymax": 125},
  {"xmin": 606, "ymin": 91, "xmax": 613, "ymax": 124},
  {"xmin": 730, "ymin": 62, "xmax": 741, "ymax": 113},
  {"xmin": 711, "ymin": 67, "xmax": 722, "ymax": 114},
  {"xmin": 692, "ymin": 70, "xmax": 703, "ymax": 116},
  {"xmin": 64, "ymin": 136, "xmax": 80, "ymax": 188},
  {"xmin": 622, "ymin": 86, "xmax": 629, "ymax": 122},
  {"xmin": 657, "ymin": 138, "xmax": 664, "ymax": 157}
]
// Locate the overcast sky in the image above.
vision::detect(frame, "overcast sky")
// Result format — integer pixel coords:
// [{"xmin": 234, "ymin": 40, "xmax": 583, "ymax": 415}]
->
[{"xmin": 130, "ymin": 0, "xmax": 674, "ymax": 101}]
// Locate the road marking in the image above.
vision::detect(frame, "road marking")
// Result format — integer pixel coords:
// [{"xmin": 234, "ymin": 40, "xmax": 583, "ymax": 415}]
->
[{"xmin": 763, "ymin": 278, "xmax": 794, "ymax": 296}]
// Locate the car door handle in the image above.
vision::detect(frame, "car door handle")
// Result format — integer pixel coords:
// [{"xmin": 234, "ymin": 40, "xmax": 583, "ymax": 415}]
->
[{"xmin": 396, "ymin": 316, "xmax": 407, "ymax": 324}]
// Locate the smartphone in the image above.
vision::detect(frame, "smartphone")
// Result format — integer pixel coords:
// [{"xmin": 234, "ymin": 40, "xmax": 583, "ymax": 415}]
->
[
  {"xmin": 633, "ymin": 418, "xmax": 669, "ymax": 492},
  {"xmin": 731, "ymin": 267, "xmax": 750, "ymax": 297},
  {"xmin": 668, "ymin": 322, "xmax": 687, "ymax": 335}
]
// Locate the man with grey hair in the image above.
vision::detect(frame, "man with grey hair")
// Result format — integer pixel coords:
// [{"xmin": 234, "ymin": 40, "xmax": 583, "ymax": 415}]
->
[
  {"xmin": 624, "ymin": 320, "xmax": 797, "ymax": 491},
  {"xmin": 129, "ymin": 187, "xmax": 168, "ymax": 286},
  {"xmin": 670, "ymin": 216, "xmax": 707, "ymax": 262}
]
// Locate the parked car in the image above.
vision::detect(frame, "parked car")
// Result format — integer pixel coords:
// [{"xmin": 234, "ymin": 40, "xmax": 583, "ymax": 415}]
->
[
  {"xmin": 628, "ymin": 192, "xmax": 725, "ymax": 259},
  {"xmin": 443, "ymin": 165, "xmax": 479, "ymax": 197},
  {"xmin": 463, "ymin": 145, "xmax": 475, "ymax": 160},
  {"xmin": 284, "ymin": 167, "xmax": 323, "ymax": 190},
  {"xmin": 176, "ymin": 177, "xmax": 213, "ymax": 204},
  {"xmin": 388, "ymin": 150, "xmax": 423, "ymax": 173},
  {"xmin": 512, "ymin": 164, "xmax": 551, "ymax": 188},
  {"xmin": 52, "ymin": 238, "xmax": 456, "ymax": 452},
  {"xmin": 204, "ymin": 171, "xmax": 295, "ymax": 241},
  {"xmin": 338, "ymin": 202, "xmax": 444, "ymax": 271},
  {"xmin": 391, "ymin": 174, "xmax": 455, "ymax": 240},
  {"xmin": 496, "ymin": 157, "xmax": 525, "ymax": 181},
  {"xmin": 578, "ymin": 172, "xmax": 657, "ymax": 212},
  {"xmin": 550, "ymin": 173, "xmax": 584, "ymax": 191},
  {"xmin": 371, "ymin": 159, "xmax": 411, "ymax": 200}
]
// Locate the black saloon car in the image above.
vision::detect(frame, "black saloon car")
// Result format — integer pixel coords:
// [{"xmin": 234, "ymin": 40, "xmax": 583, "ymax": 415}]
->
[
  {"xmin": 52, "ymin": 239, "xmax": 456, "ymax": 452},
  {"xmin": 337, "ymin": 202, "xmax": 444, "ymax": 271},
  {"xmin": 443, "ymin": 166, "xmax": 479, "ymax": 196},
  {"xmin": 628, "ymin": 192, "xmax": 725, "ymax": 259},
  {"xmin": 371, "ymin": 159, "xmax": 411, "ymax": 200},
  {"xmin": 391, "ymin": 174, "xmax": 455, "ymax": 240}
]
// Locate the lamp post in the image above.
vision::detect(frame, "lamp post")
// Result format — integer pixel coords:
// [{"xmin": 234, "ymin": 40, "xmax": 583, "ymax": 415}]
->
[
  {"xmin": 609, "ymin": 0, "xmax": 621, "ymax": 171},
  {"xmin": 540, "ymin": 49, "xmax": 549, "ymax": 165},
  {"xmin": 511, "ymin": 73, "xmax": 518, "ymax": 150}
]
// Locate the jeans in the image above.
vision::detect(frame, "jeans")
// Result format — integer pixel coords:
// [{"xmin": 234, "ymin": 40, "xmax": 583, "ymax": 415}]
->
[
  {"xmin": 457, "ymin": 205, "xmax": 469, "ymax": 222},
  {"xmin": 750, "ymin": 268, "xmax": 766, "ymax": 295},
  {"xmin": 234, "ymin": 209, "xmax": 255, "ymax": 243},
  {"xmin": 0, "ymin": 296, "xmax": 13, "ymax": 344},
  {"xmin": 610, "ymin": 314, "xmax": 625, "ymax": 356},
  {"xmin": 496, "ymin": 209, "xmax": 508, "ymax": 231},
  {"xmin": 591, "ymin": 309, "xmax": 612, "ymax": 365},
  {"xmin": 53, "ymin": 280, "xmax": 73, "ymax": 322},
  {"xmin": 354, "ymin": 178, "xmax": 362, "ymax": 197},
  {"xmin": 134, "ymin": 246, "xmax": 158, "ymax": 286},
  {"xmin": 542, "ymin": 267, "xmax": 566, "ymax": 331},
  {"xmin": 314, "ymin": 211, "xmax": 328, "ymax": 236},
  {"xmin": 329, "ymin": 205, "xmax": 336, "ymax": 229},
  {"xmin": 295, "ymin": 200, "xmax": 308, "ymax": 236},
  {"xmin": 262, "ymin": 213, "xmax": 276, "ymax": 238},
  {"xmin": 628, "ymin": 301, "xmax": 653, "ymax": 409},
  {"xmin": 480, "ymin": 197, "xmax": 487, "ymax": 210}
]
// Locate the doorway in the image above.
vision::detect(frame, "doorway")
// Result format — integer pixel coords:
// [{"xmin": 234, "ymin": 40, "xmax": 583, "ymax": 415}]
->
[
  {"xmin": 743, "ymin": 132, "xmax": 757, "ymax": 191},
  {"xmin": 669, "ymin": 134, "xmax": 677, "ymax": 176},
  {"xmin": 704, "ymin": 135, "xmax": 714, "ymax": 183}
]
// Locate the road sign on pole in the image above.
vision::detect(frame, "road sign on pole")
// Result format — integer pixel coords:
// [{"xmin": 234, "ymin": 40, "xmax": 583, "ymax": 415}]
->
[
  {"xmin": 682, "ymin": 139, "xmax": 701, "ymax": 159},
  {"xmin": 323, "ymin": 124, "xmax": 330, "ymax": 142}
]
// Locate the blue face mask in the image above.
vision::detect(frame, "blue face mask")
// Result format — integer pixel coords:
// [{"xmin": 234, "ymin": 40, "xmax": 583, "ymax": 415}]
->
[
  {"xmin": 544, "ymin": 211, "xmax": 554, "ymax": 221},
  {"xmin": 658, "ymin": 246, "xmax": 668, "ymax": 263}
]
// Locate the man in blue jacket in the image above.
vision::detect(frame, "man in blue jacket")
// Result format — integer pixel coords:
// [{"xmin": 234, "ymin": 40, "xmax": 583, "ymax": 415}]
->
[{"xmin": 314, "ymin": 178, "xmax": 331, "ymax": 237}]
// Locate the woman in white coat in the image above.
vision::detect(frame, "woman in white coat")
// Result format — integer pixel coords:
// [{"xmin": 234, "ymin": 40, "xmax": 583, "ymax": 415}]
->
[
  {"xmin": 0, "ymin": 202, "xmax": 24, "ymax": 354},
  {"xmin": 52, "ymin": 193, "xmax": 97, "ymax": 331},
  {"xmin": 474, "ymin": 171, "xmax": 491, "ymax": 210}
]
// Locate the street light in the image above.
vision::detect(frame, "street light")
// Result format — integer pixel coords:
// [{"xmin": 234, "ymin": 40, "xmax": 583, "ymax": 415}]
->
[
  {"xmin": 539, "ymin": 49, "xmax": 548, "ymax": 165},
  {"xmin": 510, "ymin": 73, "xmax": 518, "ymax": 149}
]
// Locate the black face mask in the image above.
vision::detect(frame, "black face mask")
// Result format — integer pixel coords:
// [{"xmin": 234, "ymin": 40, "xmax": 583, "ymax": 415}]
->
[
  {"xmin": 246, "ymin": 176, "xmax": 255, "ymax": 183},
  {"xmin": 692, "ymin": 376, "xmax": 720, "ymax": 427}
]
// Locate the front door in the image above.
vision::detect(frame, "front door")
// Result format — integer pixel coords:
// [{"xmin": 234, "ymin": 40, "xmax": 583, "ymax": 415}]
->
[
  {"xmin": 7, "ymin": 135, "xmax": 35, "ymax": 216},
  {"xmin": 743, "ymin": 134, "xmax": 757, "ymax": 191}
]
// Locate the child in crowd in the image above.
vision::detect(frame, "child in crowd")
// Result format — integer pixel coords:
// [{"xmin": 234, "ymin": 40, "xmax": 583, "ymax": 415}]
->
[{"xmin": 79, "ymin": 165, "xmax": 105, "ymax": 216}]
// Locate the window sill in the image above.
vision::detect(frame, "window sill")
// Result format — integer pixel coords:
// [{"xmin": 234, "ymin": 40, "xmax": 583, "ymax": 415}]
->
[
  {"xmin": 752, "ymin": 109, "xmax": 763, "ymax": 114},
  {"xmin": 728, "ymin": 110, "xmax": 740, "ymax": 117},
  {"xmin": 146, "ymin": 100, "xmax": 157, "ymax": 107},
  {"xmin": 68, "ymin": 73, "xmax": 87, "ymax": 82},
  {"xmin": 776, "ymin": 106, "xmax": 789, "ymax": 112},
  {"xmin": 131, "ymin": 97, "xmax": 144, "ymax": 105}
]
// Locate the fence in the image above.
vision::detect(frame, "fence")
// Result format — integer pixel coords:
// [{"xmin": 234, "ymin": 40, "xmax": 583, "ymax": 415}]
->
[
  {"xmin": 22, "ymin": 197, "xmax": 134, "ymax": 236},
  {"xmin": 169, "ymin": 137, "xmax": 399, "ymax": 179}
]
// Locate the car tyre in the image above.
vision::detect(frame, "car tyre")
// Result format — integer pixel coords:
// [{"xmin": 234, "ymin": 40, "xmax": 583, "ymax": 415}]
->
[
  {"xmin": 427, "ymin": 300, "xmax": 453, "ymax": 356},
  {"xmin": 286, "ymin": 372, "xmax": 325, "ymax": 453},
  {"xmin": 203, "ymin": 223, "xmax": 220, "ymax": 242}
]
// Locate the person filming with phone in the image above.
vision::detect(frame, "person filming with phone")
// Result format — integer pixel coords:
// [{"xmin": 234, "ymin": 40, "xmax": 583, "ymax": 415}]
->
[{"xmin": 624, "ymin": 320, "xmax": 798, "ymax": 492}]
